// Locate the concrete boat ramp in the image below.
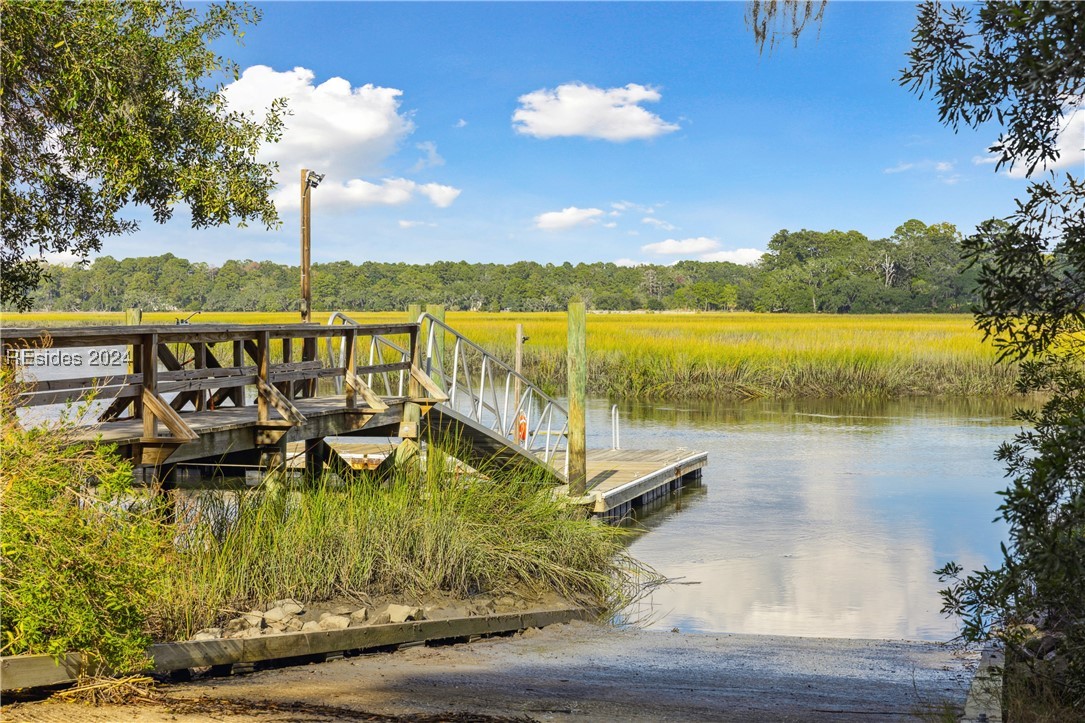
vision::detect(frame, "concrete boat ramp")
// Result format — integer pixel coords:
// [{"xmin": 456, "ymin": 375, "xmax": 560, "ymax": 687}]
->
[{"xmin": 3, "ymin": 621, "xmax": 977, "ymax": 722}]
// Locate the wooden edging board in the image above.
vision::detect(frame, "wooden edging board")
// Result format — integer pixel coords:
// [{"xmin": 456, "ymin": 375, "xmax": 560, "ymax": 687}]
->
[{"xmin": 0, "ymin": 606, "xmax": 589, "ymax": 692}]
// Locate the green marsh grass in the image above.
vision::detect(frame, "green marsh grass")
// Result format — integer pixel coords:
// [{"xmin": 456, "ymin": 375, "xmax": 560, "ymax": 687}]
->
[
  {"xmin": 154, "ymin": 444, "xmax": 646, "ymax": 641},
  {"xmin": 4, "ymin": 310, "xmax": 1018, "ymax": 398}
]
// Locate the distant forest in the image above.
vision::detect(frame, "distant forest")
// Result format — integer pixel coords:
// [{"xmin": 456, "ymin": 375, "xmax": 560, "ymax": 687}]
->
[{"xmin": 27, "ymin": 220, "xmax": 981, "ymax": 314}]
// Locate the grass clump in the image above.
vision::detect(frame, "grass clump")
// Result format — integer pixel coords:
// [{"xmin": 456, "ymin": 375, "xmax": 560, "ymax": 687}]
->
[
  {"xmin": 0, "ymin": 369, "xmax": 169, "ymax": 674},
  {"xmin": 154, "ymin": 446, "xmax": 645, "ymax": 641}
]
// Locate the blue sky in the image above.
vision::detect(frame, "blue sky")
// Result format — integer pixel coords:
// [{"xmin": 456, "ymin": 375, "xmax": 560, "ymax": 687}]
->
[{"xmin": 105, "ymin": 1, "xmax": 1077, "ymax": 268}]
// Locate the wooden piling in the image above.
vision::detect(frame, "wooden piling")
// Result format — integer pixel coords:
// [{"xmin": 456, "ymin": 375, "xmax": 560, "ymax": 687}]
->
[
  {"xmin": 125, "ymin": 308, "xmax": 142, "ymax": 326},
  {"xmin": 567, "ymin": 301, "xmax": 587, "ymax": 495}
]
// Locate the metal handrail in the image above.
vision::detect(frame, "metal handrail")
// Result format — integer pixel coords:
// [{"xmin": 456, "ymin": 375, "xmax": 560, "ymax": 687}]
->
[
  {"xmin": 326, "ymin": 312, "xmax": 412, "ymax": 397},
  {"xmin": 324, "ymin": 312, "xmax": 569, "ymax": 472},
  {"xmin": 417, "ymin": 313, "xmax": 569, "ymax": 469}
]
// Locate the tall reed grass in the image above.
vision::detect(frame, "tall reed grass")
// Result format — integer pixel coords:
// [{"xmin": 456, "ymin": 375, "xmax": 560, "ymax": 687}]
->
[
  {"xmin": 4, "ymin": 310, "xmax": 1018, "ymax": 398},
  {"xmin": 442, "ymin": 312, "xmax": 1018, "ymax": 399},
  {"xmin": 153, "ymin": 444, "xmax": 645, "ymax": 641}
]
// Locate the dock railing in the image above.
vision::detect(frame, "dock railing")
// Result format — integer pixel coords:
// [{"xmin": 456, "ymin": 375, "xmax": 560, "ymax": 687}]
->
[
  {"xmin": 418, "ymin": 313, "xmax": 570, "ymax": 469},
  {"xmin": 2, "ymin": 322, "xmax": 434, "ymax": 465},
  {"xmin": 326, "ymin": 312, "xmax": 570, "ymax": 470}
]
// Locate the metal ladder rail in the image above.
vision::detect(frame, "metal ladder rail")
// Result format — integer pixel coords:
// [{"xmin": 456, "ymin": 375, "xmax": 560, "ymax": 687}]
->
[{"xmin": 418, "ymin": 313, "xmax": 569, "ymax": 466}]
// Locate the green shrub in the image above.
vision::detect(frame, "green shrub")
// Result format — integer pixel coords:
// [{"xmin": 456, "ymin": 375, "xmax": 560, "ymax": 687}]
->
[{"xmin": 1, "ymin": 369, "xmax": 169, "ymax": 674}]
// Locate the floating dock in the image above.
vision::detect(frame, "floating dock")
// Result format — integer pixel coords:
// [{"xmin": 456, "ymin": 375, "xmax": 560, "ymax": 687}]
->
[{"xmin": 574, "ymin": 447, "xmax": 707, "ymax": 520}]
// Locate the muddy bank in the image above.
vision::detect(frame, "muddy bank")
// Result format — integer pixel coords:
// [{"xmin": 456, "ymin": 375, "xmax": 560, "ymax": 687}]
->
[{"xmin": 4, "ymin": 620, "xmax": 977, "ymax": 722}]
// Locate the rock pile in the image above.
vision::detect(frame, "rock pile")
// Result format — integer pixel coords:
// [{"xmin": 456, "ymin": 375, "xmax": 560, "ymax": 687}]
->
[{"xmin": 187, "ymin": 597, "xmax": 505, "ymax": 642}]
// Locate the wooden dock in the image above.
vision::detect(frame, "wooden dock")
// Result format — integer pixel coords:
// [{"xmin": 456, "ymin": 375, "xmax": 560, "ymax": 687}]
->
[
  {"xmin": 573, "ymin": 447, "xmax": 707, "ymax": 519},
  {"xmin": 2, "ymin": 317, "xmax": 708, "ymax": 519}
]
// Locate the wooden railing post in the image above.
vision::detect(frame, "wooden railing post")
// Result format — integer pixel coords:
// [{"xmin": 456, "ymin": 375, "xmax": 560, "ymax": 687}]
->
[
  {"xmin": 141, "ymin": 333, "xmax": 158, "ymax": 439},
  {"xmin": 231, "ymin": 340, "xmax": 244, "ymax": 407},
  {"xmin": 192, "ymin": 341, "xmax": 206, "ymax": 411},
  {"xmin": 257, "ymin": 330, "xmax": 270, "ymax": 424},
  {"xmin": 343, "ymin": 328, "xmax": 357, "ymax": 409},
  {"xmin": 567, "ymin": 301, "xmax": 587, "ymax": 495}
]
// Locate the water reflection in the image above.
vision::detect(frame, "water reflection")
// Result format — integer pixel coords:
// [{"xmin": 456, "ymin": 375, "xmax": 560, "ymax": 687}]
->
[{"xmin": 600, "ymin": 396, "xmax": 1029, "ymax": 641}]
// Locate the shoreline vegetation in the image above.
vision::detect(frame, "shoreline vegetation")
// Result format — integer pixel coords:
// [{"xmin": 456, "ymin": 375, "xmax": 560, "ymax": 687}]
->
[
  {"xmin": 1, "ymin": 374, "xmax": 646, "ymax": 673},
  {"xmin": 4, "ymin": 310, "xmax": 1019, "ymax": 399}
]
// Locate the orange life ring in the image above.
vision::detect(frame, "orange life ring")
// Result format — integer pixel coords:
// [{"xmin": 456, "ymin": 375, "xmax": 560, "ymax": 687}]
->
[{"xmin": 516, "ymin": 413, "xmax": 528, "ymax": 444}]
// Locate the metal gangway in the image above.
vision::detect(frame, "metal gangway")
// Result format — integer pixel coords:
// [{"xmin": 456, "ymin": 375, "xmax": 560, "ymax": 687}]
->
[{"xmin": 326, "ymin": 312, "xmax": 569, "ymax": 479}]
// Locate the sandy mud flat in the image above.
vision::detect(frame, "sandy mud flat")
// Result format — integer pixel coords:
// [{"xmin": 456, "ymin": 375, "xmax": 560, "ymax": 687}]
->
[{"xmin": 3, "ymin": 620, "xmax": 977, "ymax": 722}]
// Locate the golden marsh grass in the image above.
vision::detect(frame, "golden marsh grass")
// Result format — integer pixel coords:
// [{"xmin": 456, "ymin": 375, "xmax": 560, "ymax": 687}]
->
[{"xmin": 2, "ymin": 310, "xmax": 1016, "ymax": 398}]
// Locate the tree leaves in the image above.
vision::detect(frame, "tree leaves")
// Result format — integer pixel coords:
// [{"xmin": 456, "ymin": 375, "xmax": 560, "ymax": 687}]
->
[{"xmin": 0, "ymin": 1, "xmax": 286, "ymax": 310}]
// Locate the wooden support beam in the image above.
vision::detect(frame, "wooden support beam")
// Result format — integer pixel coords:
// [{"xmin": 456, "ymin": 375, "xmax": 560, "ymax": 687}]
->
[
  {"xmin": 410, "ymin": 366, "xmax": 450, "ymax": 403},
  {"xmin": 256, "ymin": 378, "xmax": 307, "ymax": 425},
  {"xmin": 140, "ymin": 391, "xmax": 198, "ymax": 442},
  {"xmin": 345, "ymin": 370, "xmax": 389, "ymax": 412},
  {"xmin": 305, "ymin": 438, "xmax": 330, "ymax": 477}
]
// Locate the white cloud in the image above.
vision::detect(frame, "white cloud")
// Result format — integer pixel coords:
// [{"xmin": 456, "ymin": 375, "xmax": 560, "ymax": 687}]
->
[
  {"xmin": 312, "ymin": 178, "xmax": 460, "ymax": 209},
  {"xmin": 1005, "ymin": 107, "xmax": 1084, "ymax": 178},
  {"xmin": 603, "ymin": 222, "xmax": 618, "ymax": 229},
  {"xmin": 398, "ymin": 220, "xmax": 437, "ymax": 229},
  {"xmin": 700, "ymin": 248, "xmax": 765, "ymax": 265},
  {"xmin": 614, "ymin": 258, "xmax": 641, "ymax": 267},
  {"xmin": 883, "ymin": 159, "xmax": 959, "ymax": 184},
  {"xmin": 642, "ymin": 237, "xmax": 720, "ymax": 255},
  {"xmin": 224, "ymin": 65, "xmax": 460, "ymax": 211},
  {"xmin": 512, "ymin": 83, "xmax": 679, "ymax": 141},
  {"xmin": 411, "ymin": 141, "xmax": 445, "ymax": 171},
  {"xmin": 534, "ymin": 206, "xmax": 605, "ymax": 231},
  {"xmin": 454, "ymin": 119, "xmax": 468, "ymax": 128},
  {"xmin": 883, "ymin": 162, "xmax": 916, "ymax": 174},
  {"xmin": 416, "ymin": 183, "xmax": 461, "ymax": 208},
  {"xmin": 972, "ymin": 155, "xmax": 999, "ymax": 166},
  {"xmin": 642, "ymin": 217, "xmax": 676, "ymax": 231}
]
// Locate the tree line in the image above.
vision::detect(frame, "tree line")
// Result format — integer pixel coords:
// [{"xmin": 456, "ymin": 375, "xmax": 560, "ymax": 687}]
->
[{"xmin": 25, "ymin": 219, "xmax": 980, "ymax": 314}]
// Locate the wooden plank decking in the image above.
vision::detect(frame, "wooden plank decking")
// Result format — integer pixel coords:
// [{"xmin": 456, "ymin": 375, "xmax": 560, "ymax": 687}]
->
[{"xmin": 580, "ymin": 447, "xmax": 707, "ymax": 517}]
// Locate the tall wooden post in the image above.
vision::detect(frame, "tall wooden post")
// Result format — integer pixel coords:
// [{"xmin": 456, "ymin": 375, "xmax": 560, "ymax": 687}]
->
[
  {"xmin": 300, "ymin": 168, "xmax": 312, "ymax": 323},
  {"xmin": 406, "ymin": 303, "xmax": 422, "ymax": 322},
  {"xmin": 125, "ymin": 308, "xmax": 142, "ymax": 326},
  {"xmin": 567, "ymin": 301, "xmax": 587, "ymax": 495}
]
